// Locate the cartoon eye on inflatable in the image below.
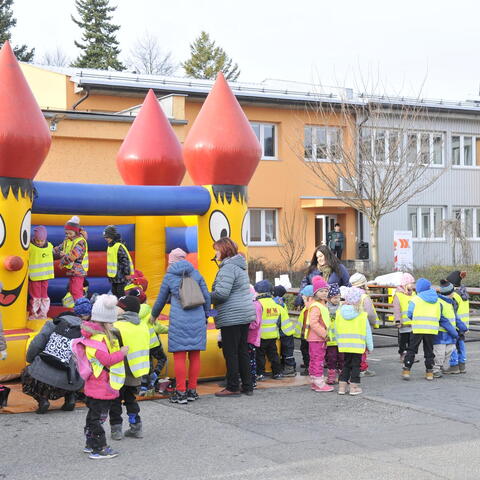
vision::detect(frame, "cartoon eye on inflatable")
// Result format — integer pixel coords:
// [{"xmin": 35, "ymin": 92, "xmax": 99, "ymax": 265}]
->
[
  {"xmin": 20, "ymin": 209, "xmax": 31, "ymax": 250},
  {"xmin": 209, "ymin": 210, "xmax": 231, "ymax": 241},
  {"xmin": 0, "ymin": 214, "xmax": 5, "ymax": 248},
  {"xmin": 241, "ymin": 211, "xmax": 249, "ymax": 247}
]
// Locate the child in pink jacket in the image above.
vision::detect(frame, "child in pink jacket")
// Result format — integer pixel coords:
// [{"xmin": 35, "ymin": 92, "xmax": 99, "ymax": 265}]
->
[
  {"xmin": 248, "ymin": 286, "xmax": 262, "ymax": 389},
  {"xmin": 73, "ymin": 294, "xmax": 128, "ymax": 460},
  {"xmin": 307, "ymin": 276, "xmax": 334, "ymax": 393}
]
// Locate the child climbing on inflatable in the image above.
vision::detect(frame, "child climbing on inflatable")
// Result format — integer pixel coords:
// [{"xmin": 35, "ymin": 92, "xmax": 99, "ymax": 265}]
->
[
  {"xmin": 72, "ymin": 294, "xmax": 128, "ymax": 460},
  {"xmin": 28, "ymin": 225, "xmax": 54, "ymax": 319}
]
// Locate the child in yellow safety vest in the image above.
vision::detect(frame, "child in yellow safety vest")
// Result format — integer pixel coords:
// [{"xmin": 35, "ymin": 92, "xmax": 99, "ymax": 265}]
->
[
  {"xmin": 325, "ymin": 283, "xmax": 344, "ymax": 385},
  {"xmin": 273, "ymin": 285, "xmax": 296, "ymax": 377},
  {"xmin": 306, "ymin": 276, "xmax": 334, "ymax": 393},
  {"xmin": 72, "ymin": 294, "xmax": 128, "ymax": 459},
  {"xmin": 336, "ymin": 287, "xmax": 374, "ymax": 396},
  {"xmin": 295, "ymin": 285, "xmax": 314, "ymax": 376},
  {"xmin": 393, "ymin": 273, "xmax": 416, "ymax": 363},
  {"xmin": 28, "ymin": 225, "xmax": 54, "ymax": 319}
]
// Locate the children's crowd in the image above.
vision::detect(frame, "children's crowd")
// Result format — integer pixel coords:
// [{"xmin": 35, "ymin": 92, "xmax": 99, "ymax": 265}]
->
[{"xmin": 0, "ymin": 215, "xmax": 473, "ymax": 461}]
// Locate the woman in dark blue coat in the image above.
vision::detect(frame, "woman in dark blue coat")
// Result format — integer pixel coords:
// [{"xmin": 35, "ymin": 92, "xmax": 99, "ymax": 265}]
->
[{"xmin": 151, "ymin": 248, "xmax": 211, "ymax": 405}]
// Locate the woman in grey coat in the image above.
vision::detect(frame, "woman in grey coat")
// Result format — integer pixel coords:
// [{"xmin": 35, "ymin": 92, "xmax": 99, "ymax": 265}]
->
[
  {"xmin": 21, "ymin": 298, "xmax": 90, "ymax": 413},
  {"xmin": 211, "ymin": 238, "xmax": 255, "ymax": 397}
]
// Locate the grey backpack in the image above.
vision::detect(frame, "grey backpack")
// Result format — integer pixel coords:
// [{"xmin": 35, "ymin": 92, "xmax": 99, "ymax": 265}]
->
[{"xmin": 179, "ymin": 273, "xmax": 205, "ymax": 310}]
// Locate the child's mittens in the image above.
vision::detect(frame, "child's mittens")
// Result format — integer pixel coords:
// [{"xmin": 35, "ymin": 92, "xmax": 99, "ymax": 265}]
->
[{"xmin": 0, "ymin": 350, "xmax": 7, "ymax": 360}]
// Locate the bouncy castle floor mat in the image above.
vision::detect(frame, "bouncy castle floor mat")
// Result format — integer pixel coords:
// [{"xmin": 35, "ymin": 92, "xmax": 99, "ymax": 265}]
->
[{"xmin": 0, "ymin": 375, "xmax": 310, "ymax": 414}]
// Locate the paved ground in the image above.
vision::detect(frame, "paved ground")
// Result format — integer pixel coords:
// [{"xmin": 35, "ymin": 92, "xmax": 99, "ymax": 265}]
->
[{"xmin": 3, "ymin": 342, "xmax": 480, "ymax": 480}]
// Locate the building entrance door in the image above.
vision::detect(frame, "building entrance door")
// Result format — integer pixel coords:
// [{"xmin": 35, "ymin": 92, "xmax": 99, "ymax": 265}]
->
[{"xmin": 315, "ymin": 215, "xmax": 337, "ymax": 247}]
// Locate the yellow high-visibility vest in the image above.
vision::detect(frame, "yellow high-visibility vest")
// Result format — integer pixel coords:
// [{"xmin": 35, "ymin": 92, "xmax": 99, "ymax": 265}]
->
[
  {"xmin": 63, "ymin": 236, "xmax": 89, "ymax": 273},
  {"xmin": 278, "ymin": 304, "xmax": 295, "ymax": 336},
  {"xmin": 438, "ymin": 298, "xmax": 456, "ymax": 333},
  {"xmin": 452, "ymin": 292, "xmax": 469, "ymax": 329},
  {"xmin": 327, "ymin": 307, "xmax": 339, "ymax": 347},
  {"xmin": 294, "ymin": 307, "xmax": 307, "ymax": 339},
  {"xmin": 114, "ymin": 319, "xmax": 151, "ymax": 378},
  {"xmin": 395, "ymin": 291, "xmax": 415, "ymax": 326},
  {"xmin": 258, "ymin": 297, "xmax": 281, "ymax": 340},
  {"xmin": 107, "ymin": 243, "xmax": 134, "ymax": 278},
  {"xmin": 139, "ymin": 303, "xmax": 160, "ymax": 349},
  {"xmin": 360, "ymin": 292, "xmax": 380, "ymax": 328},
  {"xmin": 410, "ymin": 296, "xmax": 440, "ymax": 335},
  {"xmin": 29, "ymin": 242, "xmax": 54, "ymax": 281},
  {"xmin": 304, "ymin": 301, "xmax": 331, "ymax": 340},
  {"xmin": 86, "ymin": 333, "xmax": 125, "ymax": 390},
  {"xmin": 335, "ymin": 310, "xmax": 368, "ymax": 354}
]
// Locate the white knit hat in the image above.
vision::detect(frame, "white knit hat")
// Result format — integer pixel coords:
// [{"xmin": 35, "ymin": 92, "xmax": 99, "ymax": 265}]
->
[
  {"xmin": 350, "ymin": 272, "xmax": 367, "ymax": 287},
  {"xmin": 91, "ymin": 294, "xmax": 118, "ymax": 323}
]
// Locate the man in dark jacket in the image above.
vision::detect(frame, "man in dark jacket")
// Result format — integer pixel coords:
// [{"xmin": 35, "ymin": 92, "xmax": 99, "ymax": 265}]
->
[{"xmin": 327, "ymin": 223, "xmax": 345, "ymax": 259}]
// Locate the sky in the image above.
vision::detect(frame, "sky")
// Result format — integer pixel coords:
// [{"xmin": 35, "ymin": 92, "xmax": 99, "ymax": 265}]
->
[{"xmin": 11, "ymin": 0, "xmax": 480, "ymax": 101}]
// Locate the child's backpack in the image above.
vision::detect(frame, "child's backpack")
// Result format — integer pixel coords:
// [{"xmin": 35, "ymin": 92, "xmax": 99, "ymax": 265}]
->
[
  {"xmin": 39, "ymin": 319, "xmax": 81, "ymax": 370},
  {"xmin": 179, "ymin": 273, "xmax": 205, "ymax": 310}
]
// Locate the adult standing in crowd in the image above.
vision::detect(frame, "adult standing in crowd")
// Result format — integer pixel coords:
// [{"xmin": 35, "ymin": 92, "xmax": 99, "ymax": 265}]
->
[
  {"xmin": 295, "ymin": 245, "xmax": 350, "ymax": 308},
  {"xmin": 327, "ymin": 223, "xmax": 345, "ymax": 259},
  {"xmin": 211, "ymin": 238, "xmax": 255, "ymax": 397},
  {"xmin": 151, "ymin": 248, "xmax": 210, "ymax": 405}
]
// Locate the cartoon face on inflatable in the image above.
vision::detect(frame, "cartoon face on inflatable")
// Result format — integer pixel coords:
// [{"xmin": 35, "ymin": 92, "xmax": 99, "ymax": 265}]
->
[
  {"xmin": 0, "ymin": 179, "xmax": 33, "ymax": 329},
  {"xmin": 197, "ymin": 185, "xmax": 248, "ymax": 288}
]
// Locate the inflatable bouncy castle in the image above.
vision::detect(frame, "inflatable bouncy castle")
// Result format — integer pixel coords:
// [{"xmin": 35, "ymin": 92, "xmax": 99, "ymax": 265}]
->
[{"xmin": 0, "ymin": 42, "xmax": 261, "ymax": 381}]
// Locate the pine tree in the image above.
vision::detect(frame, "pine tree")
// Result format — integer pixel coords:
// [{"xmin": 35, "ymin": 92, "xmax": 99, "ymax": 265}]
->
[
  {"xmin": 0, "ymin": 0, "xmax": 34, "ymax": 62},
  {"xmin": 182, "ymin": 31, "xmax": 240, "ymax": 81},
  {"xmin": 71, "ymin": 0, "xmax": 125, "ymax": 71}
]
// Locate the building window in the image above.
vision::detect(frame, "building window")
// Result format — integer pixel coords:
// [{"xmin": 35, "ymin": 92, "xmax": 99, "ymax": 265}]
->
[
  {"xmin": 304, "ymin": 125, "xmax": 342, "ymax": 162},
  {"xmin": 452, "ymin": 207, "xmax": 480, "ymax": 239},
  {"xmin": 248, "ymin": 209, "xmax": 278, "ymax": 245},
  {"xmin": 451, "ymin": 135, "xmax": 480, "ymax": 167},
  {"xmin": 362, "ymin": 128, "xmax": 444, "ymax": 166},
  {"xmin": 408, "ymin": 206, "xmax": 445, "ymax": 240},
  {"xmin": 251, "ymin": 123, "xmax": 277, "ymax": 160}
]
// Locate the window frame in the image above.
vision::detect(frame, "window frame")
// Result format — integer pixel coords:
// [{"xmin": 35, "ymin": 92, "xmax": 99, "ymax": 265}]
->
[
  {"xmin": 452, "ymin": 206, "xmax": 480, "ymax": 240},
  {"xmin": 451, "ymin": 134, "xmax": 480, "ymax": 168},
  {"xmin": 304, "ymin": 125, "xmax": 343, "ymax": 163},
  {"xmin": 250, "ymin": 122, "xmax": 278, "ymax": 161},
  {"xmin": 408, "ymin": 206, "xmax": 446, "ymax": 241},
  {"xmin": 247, "ymin": 208, "xmax": 279, "ymax": 246}
]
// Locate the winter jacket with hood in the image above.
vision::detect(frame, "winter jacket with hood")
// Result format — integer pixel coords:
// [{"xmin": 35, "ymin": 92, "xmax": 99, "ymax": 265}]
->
[
  {"xmin": 307, "ymin": 302, "xmax": 329, "ymax": 343},
  {"xmin": 77, "ymin": 320, "xmax": 125, "ymax": 400},
  {"xmin": 25, "ymin": 312, "xmax": 84, "ymax": 391},
  {"xmin": 211, "ymin": 254, "xmax": 256, "ymax": 328},
  {"xmin": 248, "ymin": 300, "xmax": 262, "ymax": 347},
  {"xmin": 338, "ymin": 304, "xmax": 374, "ymax": 352},
  {"xmin": 434, "ymin": 294, "xmax": 467, "ymax": 345},
  {"xmin": 152, "ymin": 260, "xmax": 210, "ymax": 352}
]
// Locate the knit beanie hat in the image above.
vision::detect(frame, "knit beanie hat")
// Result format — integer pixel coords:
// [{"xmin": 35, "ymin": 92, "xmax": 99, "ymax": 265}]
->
[
  {"xmin": 300, "ymin": 285, "xmax": 313, "ymax": 297},
  {"xmin": 103, "ymin": 225, "xmax": 120, "ymax": 241},
  {"xmin": 273, "ymin": 285, "xmax": 287, "ymax": 298},
  {"xmin": 328, "ymin": 283, "xmax": 341, "ymax": 298},
  {"xmin": 127, "ymin": 287, "xmax": 147, "ymax": 304},
  {"xmin": 64, "ymin": 215, "xmax": 81, "ymax": 234},
  {"xmin": 345, "ymin": 287, "xmax": 363, "ymax": 306},
  {"xmin": 312, "ymin": 275, "xmax": 329, "ymax": 294},
  {"xmin": 117, "ymin": 295, "xmax": 140, "ymax": 314},
  {"xmin": 400, "ymin": 273, "xmax": 415, "ymax": 287},
  {"xmin": 415, "ymin": 278, "xmax": 431, "ymax": 293},
  {"xmin": 438, "ymin": 279, "xmax": 454, "ymax": 296},
  {"xmin": 91, "ymin": 294, "xmax": 118, "ymax": 323},
  {"xmin": 73, "ymin": 297, "xmax": 92, "ymax": 317},
  {"xmin": 33, "ymin": 225, "xmax": 47, "ymax": 242},
  {"xmin": 350, "ymin": 272, "xmax": 367, "ymax": 287},
  {"xmin": 446, "ymin": 270, "xmax": 466, "ymax": 287},
  {"xmin": 168, "ymin": 248, "xmax": 187, "ymax": 264},
  {"xmin": 254, "ymin": 280, "xmax": 273, "ymax": 294}
]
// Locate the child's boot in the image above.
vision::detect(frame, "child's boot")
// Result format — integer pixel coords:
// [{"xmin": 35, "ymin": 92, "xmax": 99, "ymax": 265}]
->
[
  {"xmin": 401, "ymin": 368, "xmax": 410, "ymax": 381},
  {"xmin": 349, "ymin": 383, "xmax": 362, "ymax": 396},
  {"xmin": 61, "ymin": 392, "xmax": 76, "ymax": 411},
  {"xmin": 338, "ymin": 381, "xmax": 348, "ymax": 395},
  {"xmin": 35, "ymin": 396, "xmax": 50, "ymax": 414},
  {"xmin": 444, "ymin": 364, "xmax": 460, "ymax": 374},
  {"xmin": 111, "ymin": 424, "xmax": 123, "ymax": 441},
  {"xmin": 283, "ymin": 365, "xmax": 296, "ymax": 377},
  {"xmin": 312, "ymin": 376, "xmax": 334, "ymax": 392},
  {"xmin": 39, "ymin": 297, "xmax": 50, "ymax": 319},
  {"xmin": 459, "ymin": 362, "xmax": 466, "ymax": 374},
  {"xmin": 326, "ymin": 369, "xmax": 337, "ymax": 385},
  {"xmin": 425, "ymin": 370, "xmax": 434, "ymax": 381},
  {"xmin": 124, "ymin": 422, "xmax": 143, "ymax": 439}
]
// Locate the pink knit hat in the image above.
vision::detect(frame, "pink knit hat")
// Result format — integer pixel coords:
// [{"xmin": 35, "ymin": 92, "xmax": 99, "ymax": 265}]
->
[
  {"xmin": 33, "ymin": 225, "xmax": 47, "ymax": 242},
  {"xmin": 312, "ymin": 275, "xmax": 329, "ymax": 294},
  {"xmin": 168, "ymin": 247, "xmax": 187, "ymax": 264},
  {"xmin": 400, "ymin": 273, "xmax": 415, "ymax": 286}
]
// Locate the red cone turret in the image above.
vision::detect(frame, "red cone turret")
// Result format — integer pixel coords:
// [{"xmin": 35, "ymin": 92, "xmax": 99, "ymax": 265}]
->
[
  {"xmin": 0, "ymin": 42, "xmax": 51, "ymax": 179},
  {"xmin": 183, "ymin": 73, "xmax": 261, "ymax": 186},
  {"xmin": 116, "ymin": 89, "xmax": 185, "ymax": 185}
]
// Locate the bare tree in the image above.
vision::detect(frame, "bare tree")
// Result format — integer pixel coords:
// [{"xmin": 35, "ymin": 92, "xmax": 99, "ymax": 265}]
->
[
  {"xmin": 127, "ymin": 32, "xmax": 177, "ymax": 76},
  {"xmin": 292, "ymin": 88, "xmax": 445, "ymax": 270},
  {"xmin": 41, "ymin": 47, "xmax": 70, "ymax": 67},
  {"xmin": 277, "ymin": 205, "xmax": 308, "ymax": 277},
  {"xmin": 442, "ymin": 218, "xmax": 473, "ymax": 265}
]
